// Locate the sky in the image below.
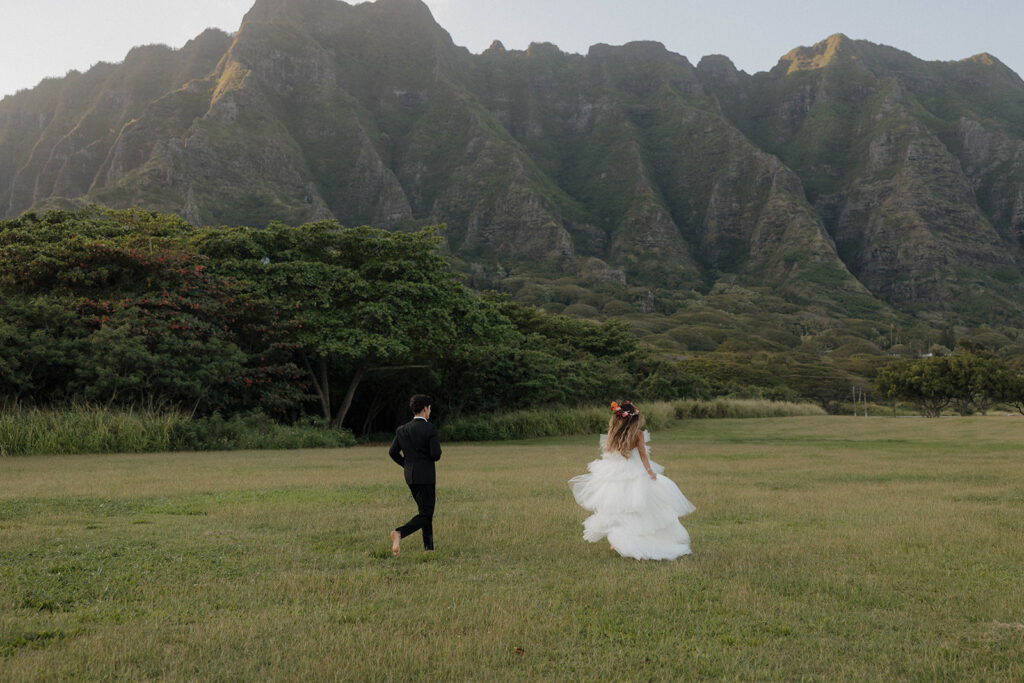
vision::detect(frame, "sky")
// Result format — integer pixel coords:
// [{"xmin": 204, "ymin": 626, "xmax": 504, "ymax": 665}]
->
[{"xmin": 3, "ymin": 0, "xmax": 1023, "ymax": 100}]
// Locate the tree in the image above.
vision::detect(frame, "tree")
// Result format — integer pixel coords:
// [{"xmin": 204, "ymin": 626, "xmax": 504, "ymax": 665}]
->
[
  {"xmin": 2, "ymin": 207, "xmax": 668, "ymax": 431},
  {"xmin": 875, "ymin": 357, "xmax": 955, "ymax": 417},
  {"xmin": 1008, "ymin": 373, "xmax": 1024, "ymax": 417},
  {"xmin": 195, "ymin": 222, "xmax": 495, "ymax": 429},
  {"xmin": 0, "ymin": 297, "xmax": 81, "ymax": 404},
  {"xmin": 674, "ymin": 351, "xmax": 858, "ymax": 412},
  {"xmin": 437, "ymin": 297, "xmax": 641, "ymax": 411},
  {"xmin": 954, "ymin": 353, "xmax": 1019, "ymax": 415},
  {"xmin": 0, "ymin": 207, "xmax": 299, "ymax": 414},
  {"xmin": 634, "ymin": 359, "xmax": 711, "ymax": 401},
  {"xmin": 877, "ymin": 352, "xmax": 1023, "ymax": 418}
]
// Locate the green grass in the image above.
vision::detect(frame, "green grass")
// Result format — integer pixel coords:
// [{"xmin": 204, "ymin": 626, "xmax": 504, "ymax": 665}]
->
[{"xmin": 2, "ymin": 416, "xmax": 1023, "ymax": 680}]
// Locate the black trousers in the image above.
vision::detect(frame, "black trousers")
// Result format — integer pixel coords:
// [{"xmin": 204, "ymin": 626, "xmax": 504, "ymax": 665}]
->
[{"xmin": 395, "ymin": 483, "xmax": 435, "ymax": 550}]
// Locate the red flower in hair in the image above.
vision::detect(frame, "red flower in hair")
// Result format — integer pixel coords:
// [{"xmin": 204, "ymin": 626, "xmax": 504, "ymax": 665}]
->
[
  {"xmin": 610, "ymin": 400, "xmax": 638, "ymax": 419},
  {"xmin": 611, "ymin": 400, "xmax": 633, "ymax": 419}
]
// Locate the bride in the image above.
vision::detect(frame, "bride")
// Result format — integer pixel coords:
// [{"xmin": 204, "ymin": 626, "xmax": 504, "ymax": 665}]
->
[{"xmin": 569, "ymin": 401, "xmax": 695, "ymax": 560}]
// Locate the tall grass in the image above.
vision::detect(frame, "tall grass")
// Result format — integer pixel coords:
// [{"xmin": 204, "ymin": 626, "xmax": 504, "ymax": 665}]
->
[
  {"xmin": 0, "ymin": 405, "xmax": 354, "ymax": 456},
  {"xmin": 0, "ymin": 405, "xmax": 182, "ymax": 457},
  {"xmin": 0, "ymin": 399, "xmax": 825, "ymax": 456},
  {"xmin": 670, "ymin": 397, "xmax": 826, "ymax": 419},
  {"xmin": 441, "ymin": 398, "xmax": 824, "ymax": 442}
]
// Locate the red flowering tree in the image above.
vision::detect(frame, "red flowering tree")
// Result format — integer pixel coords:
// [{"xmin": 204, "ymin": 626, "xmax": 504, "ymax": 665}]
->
[{"xmin": 0, "ymin": 208, "xmax": 302, "ymax": 414}]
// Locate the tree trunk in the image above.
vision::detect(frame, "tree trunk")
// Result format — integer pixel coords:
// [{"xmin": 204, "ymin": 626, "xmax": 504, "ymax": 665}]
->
[
  {"xmin": 361, "ymin": 390, "xmax": 387, "ymax": 436},
  {"xmin": 300, "ymin": 351, "xmax": 331, "ymax": 421},
  {"xmin": 331, "ymin": 365, "xmax": 366, "ymax": 431}
]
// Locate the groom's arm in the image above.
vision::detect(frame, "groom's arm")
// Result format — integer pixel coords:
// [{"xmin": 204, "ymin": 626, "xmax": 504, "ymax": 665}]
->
[
  {"xmin": 428, "ymin": 425, "xmax": 441, "ymax": 462},
  {"xmin": 388, "ymin": 434, "xmax": 405, "ymax": 466}
]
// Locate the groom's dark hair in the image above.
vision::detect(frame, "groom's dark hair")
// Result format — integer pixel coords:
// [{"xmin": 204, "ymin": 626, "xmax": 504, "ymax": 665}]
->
[{"xmin": 409, "ymin": 394, "xmax": 432, "ymax": 414}]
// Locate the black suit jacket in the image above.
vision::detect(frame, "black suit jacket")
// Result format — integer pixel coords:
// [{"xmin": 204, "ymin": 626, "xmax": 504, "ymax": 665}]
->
[{"xmin": 389, "ymin": 418, "xmax": 442, "ymax": 485}]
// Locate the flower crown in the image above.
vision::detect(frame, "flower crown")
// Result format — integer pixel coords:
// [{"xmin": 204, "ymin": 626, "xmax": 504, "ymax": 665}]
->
[{"xmin": 610, "ymin": 401, "xmax": 638, "ymax": 419}]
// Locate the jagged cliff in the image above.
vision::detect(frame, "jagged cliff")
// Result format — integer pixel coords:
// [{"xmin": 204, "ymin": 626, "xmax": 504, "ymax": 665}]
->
[
  {"xmin": 3, "ymin": 0, "xmax": 1024, "ymax": 325},
  {"xmin": 698, "ymin": 34, "xmax": 1024, "ymax": 316}
]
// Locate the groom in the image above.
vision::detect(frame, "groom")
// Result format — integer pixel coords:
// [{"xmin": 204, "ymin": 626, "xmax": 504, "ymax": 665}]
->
[{"xmin": 388, "ymin": 394, "xmax": 442, "ymax": 556}]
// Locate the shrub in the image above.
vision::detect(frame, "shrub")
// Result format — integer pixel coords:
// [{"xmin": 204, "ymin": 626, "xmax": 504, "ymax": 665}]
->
[
  {"xmin": 440, "ymin": 399, "xmax": 824, "ymax": 442},
  {"xmin": 169, "ymin": 412, "xmax": 355, "ymax": 451},
  {"xmin": 440, "ymin": 406, "xmax": 608, "ymax": 441},
  {"xmin": 563, "ymin": 303, "xmax": 601, "ymax": 318},
  {"xmin": 666, "ymin": 327, "xmax": 718, "ymax": 351},
  {"xmin": 602, "ymin": 300, "xmax": 634, "ymax": 316}
]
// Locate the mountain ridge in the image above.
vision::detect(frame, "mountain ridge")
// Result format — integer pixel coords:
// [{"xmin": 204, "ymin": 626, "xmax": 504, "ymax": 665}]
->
[{"xmin": 3, "ymin": 0, "xmax": 1024, "ymax": 338}]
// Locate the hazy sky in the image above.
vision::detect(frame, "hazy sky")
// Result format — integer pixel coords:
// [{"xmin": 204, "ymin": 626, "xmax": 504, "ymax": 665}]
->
[{"xmin": 3, "ymin": 0, "xmax": 1023, "ymax": 100}]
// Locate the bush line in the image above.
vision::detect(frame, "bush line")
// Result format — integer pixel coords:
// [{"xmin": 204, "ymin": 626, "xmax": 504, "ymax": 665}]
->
[
  {"xmin": 440, "ymin": 398, "xmax": 825, "ymax": 442},
  {"xmin": 1, "ymin": 399, "xmax": 823, "ymax": 455}
]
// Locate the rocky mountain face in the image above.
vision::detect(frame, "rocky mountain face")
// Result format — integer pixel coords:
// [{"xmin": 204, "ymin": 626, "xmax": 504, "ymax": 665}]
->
[
  {"xmin": 698, "ymin": 35, "xmax": 1024, "ymax": 319},
  {"xmin": 3, "ymin": 0, "xmax": 1024, "ymax": 325}
]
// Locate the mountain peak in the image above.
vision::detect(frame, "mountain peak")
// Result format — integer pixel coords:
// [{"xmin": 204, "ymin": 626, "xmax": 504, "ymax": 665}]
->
[
  {"xmin": 587, "ymin": 41, "xmax": 678, "ymax": 63},
  {"xmin": 242, "ymin": 0, "xmax": 435, "ymax": 26},
  {"xmin": 367, "ymin": 0, "xmax": 436, "ymax": 21},
  {"xmin": 241, "ymin": 0, "xmax": 304, "ymax": 23},
  {"xmin": 957, "ymin": 52, "xmax": 1024, "ymax": 87},
  {"xmin": 960, "ymin": 51, "xmax": 1018, "ymax": 76},
  {"xmin": 968, "ymin": 52, "xmax": 999, "ymax": 66},
  {"xmin": 526, "ymin": 42, "xmax": 563, "ymax": 58},
  {"xmin": 777, "ymin": 33, "xmax": 856, "ymax": 74},
  {"xmin": 697, "ymin": 54, "xmax": 740, "ymax": 75}
]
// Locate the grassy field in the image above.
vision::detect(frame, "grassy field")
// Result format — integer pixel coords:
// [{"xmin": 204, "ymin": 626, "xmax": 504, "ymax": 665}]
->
[{"xmin": 2, "ymin": 416, "xmax": 1023, "ymax": 680}]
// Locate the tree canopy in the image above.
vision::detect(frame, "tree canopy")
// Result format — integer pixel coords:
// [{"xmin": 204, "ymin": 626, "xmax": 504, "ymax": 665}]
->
[
  {"xmin": 0, "ymin": 207, "xmax": 674, "ymax": 432},
  {"xmin": 191, "ymin": 221, "xmax": 500, "ymax": 427},
  {"xmin": 875, "ymin": 351, "xmax": 1020, "ymax": 417}
]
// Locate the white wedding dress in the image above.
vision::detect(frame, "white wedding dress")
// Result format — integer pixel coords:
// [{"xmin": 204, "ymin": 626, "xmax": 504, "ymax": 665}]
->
[{"xmin": 569, "ymin": 431, "xmax": 695, "ymax": 560}]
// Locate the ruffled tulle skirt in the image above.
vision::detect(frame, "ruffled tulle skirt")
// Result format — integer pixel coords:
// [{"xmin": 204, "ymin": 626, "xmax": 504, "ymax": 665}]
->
[{"xmin": 569, "ymin": 445, "xmax": 695, "ymax": 560}]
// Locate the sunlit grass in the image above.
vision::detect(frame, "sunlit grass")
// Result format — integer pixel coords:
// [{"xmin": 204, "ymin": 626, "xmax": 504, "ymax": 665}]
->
[{"xmin": 2, "ymin": 416, "xmax": 1023, "ymax": 680}]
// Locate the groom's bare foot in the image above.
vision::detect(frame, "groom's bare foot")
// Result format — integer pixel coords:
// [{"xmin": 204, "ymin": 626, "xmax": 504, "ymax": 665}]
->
[{"xmin": 390, "ymin": 530, "xmax": 401, "ymax": 556}]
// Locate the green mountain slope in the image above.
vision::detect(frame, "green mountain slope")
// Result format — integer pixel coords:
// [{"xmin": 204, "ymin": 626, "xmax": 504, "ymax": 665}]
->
[
  {"xmin": 3, "ymin": 1, "xmax": 1024, "ymax": 340},
  {"xmin": 698, "ymin": 34, "xmax": 1024, "ymax": 318}
]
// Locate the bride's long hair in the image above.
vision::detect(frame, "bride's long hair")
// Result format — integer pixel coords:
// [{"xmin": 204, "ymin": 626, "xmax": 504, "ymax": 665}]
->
[{"xmin": 606, "ymin": 401, "xmax": 643, "ymax": 458}]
